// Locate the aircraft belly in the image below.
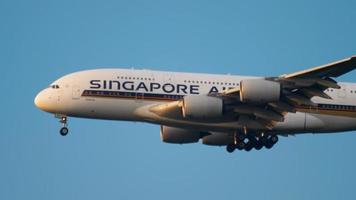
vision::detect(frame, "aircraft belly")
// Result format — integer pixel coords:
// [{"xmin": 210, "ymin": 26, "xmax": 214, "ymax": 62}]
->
[
  {"xmin": 306, "ymin": 114, "xmax": 356, "ymax": 133},
  {"xmin": 273, "ymin": 112, "xmax": 306, "ymax": 133},
  {"xmin": 274, "ymin": 112, "xmax": 356, "ymax": 134},
  {"xmin": 67, "ymin": 98, "xmax": 151, "ymax": 121}
]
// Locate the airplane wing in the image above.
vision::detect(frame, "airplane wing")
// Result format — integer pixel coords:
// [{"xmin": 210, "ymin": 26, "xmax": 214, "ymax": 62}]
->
[
  {"xmin": 275, "ymin": 55, "xmax": 356, "ymax": 103},
  {"xmin": 222, "ymin": 55, "xmax": 356, "ymax": 129},
  {"xmin": 282, "ymin": 55, "xmax": 356, "ymax": 79},
  {"xmin": 148, "ymin": 56, "xmax": 356, "ymax": 131}
]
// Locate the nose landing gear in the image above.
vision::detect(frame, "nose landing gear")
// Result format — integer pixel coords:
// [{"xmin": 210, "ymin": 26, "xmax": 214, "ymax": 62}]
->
[{"xmin": 56, "ymin": 115, "xmax": 69, "ymax": 136}]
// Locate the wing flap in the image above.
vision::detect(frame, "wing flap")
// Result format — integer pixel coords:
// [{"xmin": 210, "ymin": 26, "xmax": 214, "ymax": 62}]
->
[
  {"xmin": 300, "ymin": 88, "xmax": 332, "ymax": 99},
  {"xmin": 286, "ymin": 94, "xmax": 317, "ymax": 106},
  {"xmin": 268, "ymin": 102, "xmax": 296, "ymax": 113}
]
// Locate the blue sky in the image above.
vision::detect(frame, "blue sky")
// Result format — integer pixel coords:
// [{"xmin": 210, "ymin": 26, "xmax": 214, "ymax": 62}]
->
[{"xmin": 1, "ymin": 0, "xmax": 356, "ymax": 199}]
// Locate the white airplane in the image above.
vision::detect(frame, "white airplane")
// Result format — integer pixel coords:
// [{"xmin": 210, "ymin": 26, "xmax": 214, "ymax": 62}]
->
[{"xmin": 35, "ymin": 56, "xmax": 356, "ymax": 153}]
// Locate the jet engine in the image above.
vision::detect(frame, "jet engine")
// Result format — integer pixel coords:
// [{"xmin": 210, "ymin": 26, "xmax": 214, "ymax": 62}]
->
[
  {"xmin": 240, "ymin": 79, "xmax": 281, "ymax": 104},
  {"xmin": 160, "ymin": 126, "xmax": 202, "ymax": 144},
  {"xmin": 182, "ymin": 95, "xmax": 223, "ymax": 119}
]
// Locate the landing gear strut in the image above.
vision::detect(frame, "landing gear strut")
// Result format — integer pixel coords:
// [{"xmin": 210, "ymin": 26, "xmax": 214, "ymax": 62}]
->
[{"xmin": 57, "ymin": 115, "xmax": 69, "ymax": 136}]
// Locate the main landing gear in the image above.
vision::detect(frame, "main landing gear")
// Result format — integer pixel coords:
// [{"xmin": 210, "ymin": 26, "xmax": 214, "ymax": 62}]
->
[
  {"xmin": 56, "ymin": 115, "xmax": 69, "ymax": 136},
  {"xmin": 226, "ymin": 132, "xmax": 278, "ymax": 153}
]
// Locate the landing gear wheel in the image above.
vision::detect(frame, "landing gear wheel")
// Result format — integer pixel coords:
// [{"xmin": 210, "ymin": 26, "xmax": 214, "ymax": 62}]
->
[
  {"xmin": 254, "ymin": 142, "xmax": 263, "ymax": 150},
  {"xmin": 60, "ymin": 127, "xmax": 69, "ymax": 136},
  {"xmin": 245, "ymin": 136, "xmax": 257, "ymax": 151},
  {"xmin": 260, "ymin": 135, "xmax": 268, "ymax": 144},
  {"xmin": 264, "ymin": 135, "xmax": 278, "ymax": 149},
  {"xmin": 244, "ymin": 141, "xmax": 253, "ymax": 152},
  {"xmin": 265, "ymin": 142, "xmax": 273, "ymax": 149},
  {"xmin": 235, "ymin": 141, "xmax": 245, "ymax": 150},
  {"xmin": 226, "ymin": 144, "xmax": 236, "ymax": 153},
  {"xmin": 56, "ymin": 115, "xmax": 69, "ymax": 136},
  {"xmin": 254, "ymin": 134, "xmax": 265, "ymax": 150},
  {"xmin": 270, "ymin": 135, "xmax": 279, "ymax": 145}
]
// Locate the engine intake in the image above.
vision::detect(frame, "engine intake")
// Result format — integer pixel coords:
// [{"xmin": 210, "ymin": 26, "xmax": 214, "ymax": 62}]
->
[{"xmin": 240, "ymin": 79, "xmax": 281, "ymax": 104}]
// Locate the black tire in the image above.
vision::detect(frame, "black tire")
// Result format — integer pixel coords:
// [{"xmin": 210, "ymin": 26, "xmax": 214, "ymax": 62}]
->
[
  {"xmin": 236, "ymin": 141, "xmax": 245, "ymax": 150},
  {"xmin": 270, "ymin": 135, "xmax": 279, "ymax": 144},
  {"xmin": 260, "ymin": 135, "xmax": 268, "ymax": 144},
  {"xmin": 226, "ymin": 144, "xmax": 235, "ymax": 153},
  {"xmin": 60, "ymin": 127, "xmax": 69, "ymax": 136},
  {"xmin": 265, "ymin": 142, "xmax": 273, "ymax": 149},
  {"xmin": 244, "ymin": 142, "xmax": 253, "ymax": 151},
  {"xmin": 254, "ymin": 142, "xmax": 263, "ymax": 150}
]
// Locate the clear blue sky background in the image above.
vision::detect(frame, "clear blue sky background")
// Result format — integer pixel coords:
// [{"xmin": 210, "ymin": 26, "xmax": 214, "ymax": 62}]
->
[{"xmin": 1, "ymin": 0, "xmax": 356, "ymax": 199}]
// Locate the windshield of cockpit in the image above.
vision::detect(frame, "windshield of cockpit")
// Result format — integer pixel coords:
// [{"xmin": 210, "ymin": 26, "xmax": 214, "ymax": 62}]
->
[{"xmin": 49, "ymin": 84, "xmax": 60, "ymax": 89}]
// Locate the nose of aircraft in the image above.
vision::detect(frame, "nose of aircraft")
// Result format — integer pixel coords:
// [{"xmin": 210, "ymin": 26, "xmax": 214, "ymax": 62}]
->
[
  {"xmin": 34, "ymin": 89, "xmax": 50, "ymax": 111},
  {"xmin": 34, "ymin": 91, "xmax": 43, "ymax": 109}
]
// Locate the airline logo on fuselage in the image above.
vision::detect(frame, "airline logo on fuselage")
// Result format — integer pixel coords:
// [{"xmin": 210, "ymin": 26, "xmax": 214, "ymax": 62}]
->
[{"xmin": 89, "ymin": 80, "xmax": 234, "ymax": 94}]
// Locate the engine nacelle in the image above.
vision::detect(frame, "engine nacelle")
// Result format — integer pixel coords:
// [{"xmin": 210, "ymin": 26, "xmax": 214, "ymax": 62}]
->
[
  {"xmin": 240, "ymin": 79, "xmax": 281, "ymax": 104},
  {"xmin": 202, "ymin": 133, "xmax": 233, "ymax": 146},
  {"xmin": 182, "ymin": 95, "xmax": 223, "ymax": 119},
  {"xmin": 160, "ymin": 126, "xmax": 201, "ymax": 144}
]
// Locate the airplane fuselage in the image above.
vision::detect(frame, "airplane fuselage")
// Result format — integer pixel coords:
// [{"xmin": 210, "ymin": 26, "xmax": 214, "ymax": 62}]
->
[{"xmin": 35, "ymin": 68, "xmax": 356, "ymax": 135}]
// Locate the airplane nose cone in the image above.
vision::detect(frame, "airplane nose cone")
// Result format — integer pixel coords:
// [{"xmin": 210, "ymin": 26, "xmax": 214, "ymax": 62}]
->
[
  {"xmin": 34, "ymin": 91, "xmax": 44, "ymax": 109},
  {"xmin": 34, "ymin": 90, "xmax": 51, "ymax": 111}
]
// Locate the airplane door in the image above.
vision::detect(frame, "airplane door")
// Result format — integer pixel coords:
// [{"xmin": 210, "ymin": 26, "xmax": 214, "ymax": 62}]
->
[{"xmin": 72, "ymin": 85, "xmax": 81, "ymax": 100}]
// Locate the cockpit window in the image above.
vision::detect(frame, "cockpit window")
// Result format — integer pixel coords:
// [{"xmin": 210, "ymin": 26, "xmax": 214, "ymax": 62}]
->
[{"xmin": 50, "ymin": 85, "xmax": 60, "ymax": 89}]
